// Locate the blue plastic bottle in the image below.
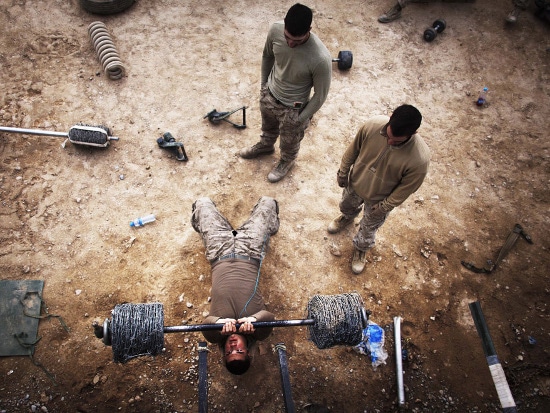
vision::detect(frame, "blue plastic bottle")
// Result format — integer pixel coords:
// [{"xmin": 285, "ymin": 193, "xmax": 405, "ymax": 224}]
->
[
  {"xmin": 130, "ymin": 214, "xmax": 156, "ymax": 227},
  {"xmin": 476, "ymin": 87, "xmax": 488, "ymax": 106}
]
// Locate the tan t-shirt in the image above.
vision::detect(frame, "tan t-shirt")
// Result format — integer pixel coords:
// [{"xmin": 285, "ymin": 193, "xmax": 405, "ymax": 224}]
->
[{"xmin": 202, "ymin": 259, "xmax": 274, "ymax": 344}]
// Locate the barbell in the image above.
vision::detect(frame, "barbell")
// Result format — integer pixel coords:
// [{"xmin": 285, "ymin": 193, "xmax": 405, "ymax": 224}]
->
[{"xmin": 93, "ymin": 293, "xmax": 369, "ymax": 363}]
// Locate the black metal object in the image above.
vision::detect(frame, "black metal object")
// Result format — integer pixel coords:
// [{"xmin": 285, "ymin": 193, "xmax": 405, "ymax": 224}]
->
[
  {"xmin": 469, "ymin": 301, "xmax": 518, "ymax": 413},
  {"xmin": 94, "ymin": 318, "xmax": 315, "ymax": 345},
  {"xmin": 198, "ymin": 342, "xmax": 209, "ymax": 413},
  {"xmin": 423, "ymin": 19, "xmax": 447, "ymax": 42},
  {"xmin": 203, "ymin": 106, "xmax": 247, "ymax": 129},
  {"xmin": 332, "ymin": 51, "xmax": 353, "ymax": 70},
  {"xmin": 461, "ymin": 223, "xmax": 533, "ymax": 274},
  {"xmin": 164, "ymin": 319, "xmax": 315, "ymax": 333},
  {"xmin": 275, "ymin": 343, "xmax": 296, "ymax": 413},
  {"xmin": 157, "ymin": 132, "xmax": 188, "ymax": 161},
  {"xmin": 0, "ymin": 124, "xmax": 118, "ymax": 148}
]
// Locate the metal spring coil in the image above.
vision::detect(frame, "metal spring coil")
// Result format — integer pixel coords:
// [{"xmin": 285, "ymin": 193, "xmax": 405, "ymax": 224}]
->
[
  {"xmin": 88, "ymin": 21, "xmax": 125, "ymax": 80},
  {"xmin": 307, "ymin": 293, "xmax": 364, "ymax": 349},
  {"xmin": 111, "ymin": 303, "xmax": 164, "ymax": 363}
]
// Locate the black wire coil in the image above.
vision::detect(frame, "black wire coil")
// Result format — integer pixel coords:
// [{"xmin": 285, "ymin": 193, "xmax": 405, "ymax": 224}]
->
[
  {"xmin": 111, "ymin": 303, "xmax": 164, "ymax": 363},
  {"xmin": 307, "ymin": 293, "xmax": 364, "ymax": 349}
]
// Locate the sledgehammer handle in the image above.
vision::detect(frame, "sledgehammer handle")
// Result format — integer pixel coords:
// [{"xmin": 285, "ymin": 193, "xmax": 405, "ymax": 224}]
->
[{"xmin": 469, "ymin": 301, "xmax": 517, "ymax": 413}]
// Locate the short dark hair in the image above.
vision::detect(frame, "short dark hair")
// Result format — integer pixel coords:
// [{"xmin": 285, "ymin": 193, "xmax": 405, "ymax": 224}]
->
[
  {"xmin": 388, "ymin": 104, "xmax": 422, "ymax": 137},
  {"xmin": 221, "ymin": 334, "xmax": 253, "ymax": 375},
  {"xmin": 225, "ymin": 357, "xmax": 251, "ymax": 375},
  {"xmin": 284, "ymin": 3, "xmax": 313, "ymax": 36}
]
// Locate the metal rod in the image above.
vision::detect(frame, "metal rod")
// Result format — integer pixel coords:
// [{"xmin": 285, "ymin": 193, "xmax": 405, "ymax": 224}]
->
[
  {"xmin": 275, "ymin": 343, "xmax": 296, "ymax": 413},
  {"xmin": 0, "ymin": 126, "xmax": 67, "ymax": 138},
  {"xmin": 469, "ymin": 301, "xmax": 517, "ymax": 413},
  {"xmin": 163, "ymin": 319, "xmax": 315, "ymax": 333},
  {"xmin": 394, "ymin": 316, "xmax": 405, "ymax": 407},
  {"xmin": 198, "ymin": 342, "xmax": 209, "ymax": 413}
]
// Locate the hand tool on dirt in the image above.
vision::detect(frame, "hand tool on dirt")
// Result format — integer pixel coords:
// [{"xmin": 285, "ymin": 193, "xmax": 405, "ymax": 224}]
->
[
  {"xmin": 156, "ymin": 132, "xmax": 188, "ymax": 161},
  {"xmin": 275, "ymin": 343, "xmax": 296, "ymax": 413},
  {"xmin": 198, "ymin": 342, "xmax": 208, "ymax": 413},
  {"xmin": 461, "ymin": 223, "xmax": 533, "ymax": 274},
  {"xmin": 0, "ymin": 124, "xmax": 118, "ymax": 148},
  {"xmin": 423, "ymin": 19, "xmax": 446, "ymax": 42},
  {"xmin": 332, "ymin": 50, "xmax": 353, "ymax": 70},
  {"xmin": 203, "ymin": 106, "xmax": 247, "ymax": 129},
  {"xmin": 469, "ymin": 301, "xmax": 518, "ymax": 413},
  {"xmin": 93, "ymin": 293, "xmax": 370, "ymax": 363}
]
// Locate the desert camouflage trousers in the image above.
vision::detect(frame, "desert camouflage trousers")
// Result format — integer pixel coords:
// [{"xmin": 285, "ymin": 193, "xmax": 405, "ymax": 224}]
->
[
  {"xmin": 191, "ymin": 196, "xmax": 280, "ymax": 263},
  {"xmin": 338, "ymin": 187, "xmax": 389, "ymax": 252},
  {"xmin": 259, "ymin": 85, "xmax": 310, "ymax": 162}
]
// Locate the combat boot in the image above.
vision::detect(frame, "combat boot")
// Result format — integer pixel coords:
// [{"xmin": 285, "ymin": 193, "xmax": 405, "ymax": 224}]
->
[
  {"xmin": 351, "ymin": 248, "xmax": 367, "ymax": 275},
  {"xmin": 267, "ymin": 159, "xmax": 295, "ymax": 183},
  {"xmin": 378, "ymin": 4, "xmax": 402, "ymax": 23},
  {"xmin": 327, "ymin": 214, "xmax": 354, "ymax": 234},
  {"xmin": 239, "ymin": 142, "xmax": 275, "ymax": 159}
]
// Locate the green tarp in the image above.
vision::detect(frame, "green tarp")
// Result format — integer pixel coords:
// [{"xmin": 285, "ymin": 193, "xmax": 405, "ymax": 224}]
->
[{"xmin": 0, "ymin": 280, "xmax": 44, "ymax": 356}]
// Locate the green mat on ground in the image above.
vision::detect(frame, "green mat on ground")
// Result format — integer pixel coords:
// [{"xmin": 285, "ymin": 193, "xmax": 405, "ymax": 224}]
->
[{"xmin": 0, "ymin": 280, "xmax": 44, "ymax": 356}]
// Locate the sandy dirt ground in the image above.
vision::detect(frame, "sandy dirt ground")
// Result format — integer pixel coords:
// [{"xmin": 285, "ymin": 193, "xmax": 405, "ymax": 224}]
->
[{"xmin": 0, "ymin": 0, "xmax": 549, "ymax": 412}]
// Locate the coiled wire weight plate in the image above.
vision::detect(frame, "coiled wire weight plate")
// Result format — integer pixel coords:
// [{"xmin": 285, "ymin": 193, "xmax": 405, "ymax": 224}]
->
[
  {"xmin": 88, "ymin": 21, "xmax": 126, "ymax": 80},
  {"xmin": 307, "ymin": 292, "xmax": 366, "ymax": 349},
  {"xmin": 111, "ymin": 303, "xmax": 164, "ymax": 363}
]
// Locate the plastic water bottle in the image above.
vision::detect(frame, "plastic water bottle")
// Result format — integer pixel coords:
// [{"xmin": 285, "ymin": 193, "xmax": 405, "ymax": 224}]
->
[
  {"xmin": 476, "ymin": 87, "xmax": 488, "ymax": 106},
  {"xmin": 367, "ymin": 323, "xmax": 384, "ymax": 365},
  {"xmin": 130, "ymin": 214, "xmax": 156, "ymax": 227}
]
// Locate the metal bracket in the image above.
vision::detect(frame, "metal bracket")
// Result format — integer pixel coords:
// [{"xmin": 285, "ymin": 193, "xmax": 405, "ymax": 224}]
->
[
  {"xmin": 461, "ymin": 223, "xmax": 533, "ymax": 274},
  {"xmin": 203, "ymin": 106, "xmax": 247, "ymax": 129},
  {"xmin": 157, "ymin": 132, "xmax": 188, "ymax": 161}
]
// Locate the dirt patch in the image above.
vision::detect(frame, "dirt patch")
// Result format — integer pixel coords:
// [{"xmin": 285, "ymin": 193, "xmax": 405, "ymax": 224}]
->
[{"xmin": 0, "ymin": 0, "xmax": 549, "ymax": 412}]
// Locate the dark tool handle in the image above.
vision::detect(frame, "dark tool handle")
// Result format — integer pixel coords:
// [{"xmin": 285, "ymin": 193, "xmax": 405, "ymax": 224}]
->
[
  {"xmin": 164, "ymin": 319, "xmax": 315, "ymax": 333},
  {"xmin": 469, "ymin": 301, "xmax": 518, "ymax": 413},
  {"xmin": 275, "ymin": 343, "xmax": 296, "ymax": 413},
  {"xmin": 198, "ymin": 342, "xmax": 209, "ymax": 413},
  {"xmin": 469, "ymin": 301, "xmax": 496, "ymax": 357}
]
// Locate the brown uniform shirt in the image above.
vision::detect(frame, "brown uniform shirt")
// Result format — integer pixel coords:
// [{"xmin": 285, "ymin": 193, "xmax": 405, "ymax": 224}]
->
[{"xmin": 202, "ymin": 259, "xmax": 274, "ymax": 344}]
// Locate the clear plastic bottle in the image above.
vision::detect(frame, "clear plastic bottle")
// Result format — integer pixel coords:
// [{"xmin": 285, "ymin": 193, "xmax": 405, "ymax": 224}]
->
[
  {"xmin": 476, "ymin": 87, "xmax": 488, "ymax": 106},
  {"xmin": 130, "ymin": 214, "xmax": 156, "ymax": 227}
]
